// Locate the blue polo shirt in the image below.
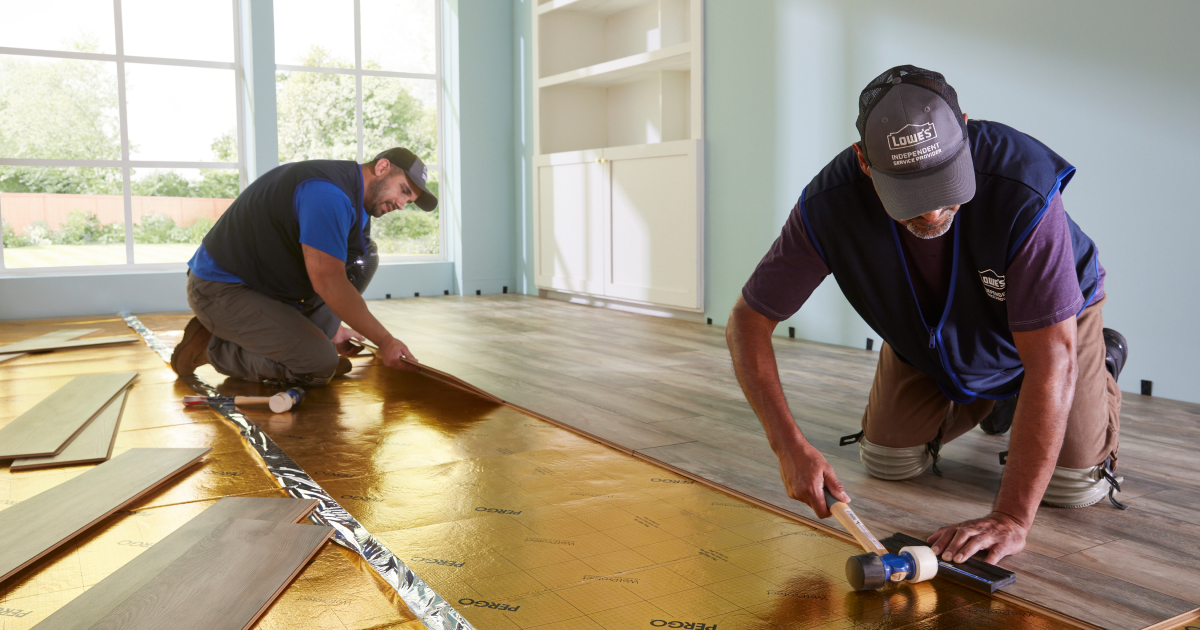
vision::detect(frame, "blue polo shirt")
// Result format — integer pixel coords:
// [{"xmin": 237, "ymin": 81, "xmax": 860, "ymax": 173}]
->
[{"xmin": 189, "ymin": 180, "xmax": 364, "ymax": 284}]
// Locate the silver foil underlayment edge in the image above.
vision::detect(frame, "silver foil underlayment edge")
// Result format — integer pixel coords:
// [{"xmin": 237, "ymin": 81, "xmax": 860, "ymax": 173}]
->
[{"xmin": 120, "ymin": 312, "xmax": 473, "ymax": 630}]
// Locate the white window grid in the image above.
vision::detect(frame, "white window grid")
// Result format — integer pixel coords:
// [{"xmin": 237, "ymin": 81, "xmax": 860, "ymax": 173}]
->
[
  {"xmin": 0, "ymin": 0, "xmax": 246, "ymax": 275},
  {"xmin": 0, "ymin": 0, "xmax": 446, "ymax": 272},
  {"xmin": 276, "ymin": 0, "xmax": 446, "ymax": 262}
]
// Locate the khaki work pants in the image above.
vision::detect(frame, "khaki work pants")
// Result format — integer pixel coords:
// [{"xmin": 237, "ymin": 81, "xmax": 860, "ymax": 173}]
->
[
  {"xmin": 186, "ymin": 273, "xmax": 342, "ymax": 385},
  {"xmin": 861, "ymin": 296, "xmax": 1121, "ymax": 470}
]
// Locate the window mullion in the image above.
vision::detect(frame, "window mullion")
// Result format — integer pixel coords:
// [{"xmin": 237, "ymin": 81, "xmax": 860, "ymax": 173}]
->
[
  {"xmin": 113, "ymin": 0, "xmax": 134, "ymax": 265},
  {"xmin": 354, "ymin": 0, "xmax": 364, "ymax": 162}
]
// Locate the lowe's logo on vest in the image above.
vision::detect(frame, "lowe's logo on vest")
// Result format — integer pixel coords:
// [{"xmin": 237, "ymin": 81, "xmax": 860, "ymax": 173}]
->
[
  {"xmin": 979, "ymin": 269, "xmax": 1006, "ymax": 302},
  {"xmin": 887, "ymin": 123, "xmax": 937, "ymax": 151}
]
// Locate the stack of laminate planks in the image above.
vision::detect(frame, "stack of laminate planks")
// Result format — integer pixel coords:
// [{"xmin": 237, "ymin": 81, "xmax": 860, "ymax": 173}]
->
[
  {"xmin": 0, "ymin": 448, "xmax": 212, "ymax": 583},
  {"xmin": 0, "ymin": 329, "xmax": 137, "ymax": 364},
  {"xmin": 0, "ymin": 372, "xmax": 136, "ymax": 468},
  {"xmin": 31, "ymin": 496, "xmax": 333, "ymax": 630}
]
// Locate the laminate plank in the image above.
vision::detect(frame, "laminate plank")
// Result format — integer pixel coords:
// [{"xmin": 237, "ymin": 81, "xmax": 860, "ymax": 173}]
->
[
  {"xmin": 0, "ymin": 329, "xmax": 99, "ymax": 365},
  {"xmin": 33, "ymin": 497, "xmax": 319, "ymax": 630},
  {"xmin": 0, "ymin": 372, "xmax": 137, "ymax": 459},
  {"xmin": 471, "ymin": 360, "xmax": 696, "ymax": 422},
  {"xmin": 0, "ymin": 447, "xmax": 210, "ymax": 584},
  {"xmin": 0, "ymin": 336, "xmax": 137, "ymax": 355},
  {"xmin": 1124, "ymin": 488, "xmax": 1200, "ymax": 527},
  {"xmin": 1002, "ymin": 549, "xmax": 1197, "ymax": 630},
  {"xmin": 10, "ymin": 388, "xmax": 129, "ymax": 470},
  {"xmin": 453, "ymin": 370, "xmax": 696, "ymax": 451},
  {"xmin": 1060, "ymin": 538, "xmax": 1200, "ymax": 605},
  {"xmin": 86, "ymin": 517, "xmax": 333, "ymax": 630}
]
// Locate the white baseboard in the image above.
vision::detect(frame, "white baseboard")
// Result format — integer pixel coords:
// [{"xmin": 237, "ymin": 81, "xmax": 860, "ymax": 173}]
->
[{"xmin": 538, "ymin": 288, "xmax": 707, "ymax": 323}]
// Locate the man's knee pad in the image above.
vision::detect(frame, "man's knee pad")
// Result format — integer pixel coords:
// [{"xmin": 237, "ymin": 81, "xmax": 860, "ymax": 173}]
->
[
  {"xmin": 859, "ymin": 437, "xmax": 933, "ymax": 481},
  {"xmin": 1042, "ymin": 463, "xmax": 1122, "ymax": 508}
]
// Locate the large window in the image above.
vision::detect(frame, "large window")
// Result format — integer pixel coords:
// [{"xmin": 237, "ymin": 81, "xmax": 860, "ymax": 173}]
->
[
  {"xmin": 274, "ymin": 0, "xmax": 442, "ymax": 259},
  {"xmin": 0, "ymin": 0, "xmax": 242, "ymax": 271}
]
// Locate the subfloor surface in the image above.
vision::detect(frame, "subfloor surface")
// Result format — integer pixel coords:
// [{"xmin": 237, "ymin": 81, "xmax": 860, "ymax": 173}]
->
[
  {"xmin": 363, "ymin": 294, "xmax": 1200, "ymax": 630},
  {"xmin": 1, "ymin": 311, "xmax": 1085, "ymax": 629}
]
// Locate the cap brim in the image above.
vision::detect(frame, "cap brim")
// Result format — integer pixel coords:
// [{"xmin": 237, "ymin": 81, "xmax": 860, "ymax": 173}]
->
[
  {"xmin": 415, "ymin": 188, "xmax": 439, "ymax": 212},
  {"xmin": 871, "ymin": 142, "xmax": 976, "ymax": 221}
]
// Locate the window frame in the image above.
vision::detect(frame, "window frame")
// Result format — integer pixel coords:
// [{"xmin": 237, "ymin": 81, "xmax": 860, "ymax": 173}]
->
[
  {"xmin": 0, "ymin": 0, "xmax": 246, "ymax": 275},
  {"xmin": 274, "ymin": 0, "xmax": 446, "ymax": 262}
]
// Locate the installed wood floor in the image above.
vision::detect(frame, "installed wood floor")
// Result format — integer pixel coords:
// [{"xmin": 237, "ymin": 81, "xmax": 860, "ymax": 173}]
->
[{"xmin": 372, "ymin": 294, "xmax": 1200, "ymax": 630}]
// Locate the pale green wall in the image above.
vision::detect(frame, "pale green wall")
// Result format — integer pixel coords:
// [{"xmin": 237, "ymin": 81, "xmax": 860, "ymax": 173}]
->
[{"xmin": 443, "ymin": 0, "xmax": 517, "ymax": 296}]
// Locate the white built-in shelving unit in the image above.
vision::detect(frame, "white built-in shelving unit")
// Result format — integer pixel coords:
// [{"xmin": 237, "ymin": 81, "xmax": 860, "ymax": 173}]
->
[{"xmin": 533, "ymin": 0, "xmax": 704, "ymax": 311}]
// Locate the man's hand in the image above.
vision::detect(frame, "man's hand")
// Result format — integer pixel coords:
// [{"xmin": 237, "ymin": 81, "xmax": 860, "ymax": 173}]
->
[
  {"xmin": 779, "ymin": 438, "xmax": 851, "ymax": 519},
  {"xmin": 332, "ymin": 326, "xmax": 366, "ymax": 356},
  {"xmin": 378, "ymin": 337, "xmax": 419, "ymax": 371},
  {"xmin": 927, "ymin": 512, "xmax": 1028, "ymax": 565}
]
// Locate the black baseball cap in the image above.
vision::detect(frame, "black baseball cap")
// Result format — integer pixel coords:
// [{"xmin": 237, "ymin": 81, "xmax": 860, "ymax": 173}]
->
[
  {"xmin": 856, "ymin": 65, "xmax": 975, "ymax": 221},
  {"xmin": 373, "ymin": 147, "xmax": 438, "ymax": 212}
]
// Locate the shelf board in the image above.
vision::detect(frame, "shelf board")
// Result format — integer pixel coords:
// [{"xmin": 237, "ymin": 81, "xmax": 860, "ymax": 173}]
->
[
  {"xmin": 537, "ymin": 0, "xmax": 653, "ymax": 17},
  {"xmin": 538, "ymin": 43, "xmax": 691, "ymax": 89}
]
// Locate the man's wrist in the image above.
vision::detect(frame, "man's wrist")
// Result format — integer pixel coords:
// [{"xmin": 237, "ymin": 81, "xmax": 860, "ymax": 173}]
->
[{"xmin": 990, "ymin": 509, "xmax": 1032, "ymax": 532}]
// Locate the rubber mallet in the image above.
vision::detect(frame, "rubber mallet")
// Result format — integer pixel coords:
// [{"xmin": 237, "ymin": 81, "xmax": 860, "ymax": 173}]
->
[
  {"xmin": 822, "ymin": 490, "xmax": 938, "ymax": 590},
  {"xmin": 183, "ymin": 387, "xmax": 306, "ymax": 413}
]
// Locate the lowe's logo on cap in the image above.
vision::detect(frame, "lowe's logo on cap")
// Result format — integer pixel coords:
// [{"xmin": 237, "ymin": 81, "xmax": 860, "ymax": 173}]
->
[{"xmin": 887, "ymin": 122, "xmax": 937, "ymax": 151}]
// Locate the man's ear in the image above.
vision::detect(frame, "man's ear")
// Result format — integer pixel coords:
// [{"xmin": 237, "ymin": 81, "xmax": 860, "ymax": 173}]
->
[
  {"xmin": 374, "ymin": 158, "xmax": 392, "ymax": 178},
  {"xmin": 851, "ymin": 143, "xmax": 872, "ymax": 178}
]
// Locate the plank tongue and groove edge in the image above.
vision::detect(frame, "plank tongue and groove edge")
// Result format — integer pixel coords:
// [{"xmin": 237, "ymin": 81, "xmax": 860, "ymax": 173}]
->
[
  {"xmin": 33, "ymin": 497, "xmax": 320, "ymax": 630},
  {"xmin": 0, "ymin": 447, "xmax": 211, "ymax": 584},
  {"xmin": 84, "ymin": 517, "xmax": 334, "ymax": 630},
  {"xmin": 0, "ymin": 329, "xmax": 99, "ymax": 365},
  {"xmin": 0, "ymin": 335, "xmax": 137, "ymax": 355},
  {"xmin": 10, "ymin": 388, "xmax": 129, "ymax": 471},
  {"xmin": 0, "ymin": 372, "xmax": 137, "ymax": 459}
]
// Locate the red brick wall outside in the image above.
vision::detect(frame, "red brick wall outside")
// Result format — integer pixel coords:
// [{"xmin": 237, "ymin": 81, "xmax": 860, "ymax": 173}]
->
[{"xmin": 0, "ymin": 193, "xmax": 234, "ymax": 232}]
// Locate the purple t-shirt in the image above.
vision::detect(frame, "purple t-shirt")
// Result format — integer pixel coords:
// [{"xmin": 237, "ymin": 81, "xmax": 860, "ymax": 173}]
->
[{"xmin": 742, "ymin": 192, "xmax": 1105, "ymax": 333}]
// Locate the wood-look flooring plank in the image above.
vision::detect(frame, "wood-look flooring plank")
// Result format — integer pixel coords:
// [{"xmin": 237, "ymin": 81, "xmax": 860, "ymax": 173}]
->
[
  {"xmin": 86, "ymin": 517, "xmax": 333, "ymax": 630},
  {"xmin": 0, "ymin": 329, "xmax": 100, "ymax": 365},
  {"xmin": 0, "ymin": 447, "xmax": 210, "ymax": 584},
  {"xmin": 1124, "ymin": 488, "xmax": 1200, "ymax": 527},
  {"xmin": 10, "ymin": 388, "xmax": 129, "ymax": 470},
  {"xmin": 1060, "ymin": 538, "xmax": 1200, "ymax": 605},
  {"xmin": 1002, "ymin": 549, "xmax": 1197, "ymax": 630},
  {"xmin": 0, "ymin": 372, "xmax": 137, "ymax": 459},
  {"xmin": 34, "ymin": 497, "xmax": 320, "ymax": 630},
  {"xmin": 453, "ymin": 370, "xmax": 697, "ymax": 451},
  {"xmin": 0, "ymin": 336, "xmax": 137, "ymax": 355}
]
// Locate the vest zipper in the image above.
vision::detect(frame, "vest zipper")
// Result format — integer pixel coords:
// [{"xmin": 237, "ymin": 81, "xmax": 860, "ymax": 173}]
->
[{"xmin": 929, "ymin": 329, "xmax": 936, "ymax": 349}]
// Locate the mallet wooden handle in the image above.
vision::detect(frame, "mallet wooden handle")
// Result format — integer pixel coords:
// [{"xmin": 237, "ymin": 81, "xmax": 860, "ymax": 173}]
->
[{"xmin": 824, "ymin": 489, "xmax": 887, "ymax": 556}]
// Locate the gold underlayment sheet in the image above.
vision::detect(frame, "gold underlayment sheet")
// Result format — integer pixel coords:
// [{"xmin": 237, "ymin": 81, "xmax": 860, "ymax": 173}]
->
[{"xmin": 0, "ymin": 314, "xmax": 1184, "ymax": 630}]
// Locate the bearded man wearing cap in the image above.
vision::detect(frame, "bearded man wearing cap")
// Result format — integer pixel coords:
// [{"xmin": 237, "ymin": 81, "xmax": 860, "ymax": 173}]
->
[
  {"xmin": 170, "ymin": 147, "xmax": 437, "ymax": 385},
  {"xmin": 727, "ymin": 66, "xmax": 1129, "ymax": 565}
]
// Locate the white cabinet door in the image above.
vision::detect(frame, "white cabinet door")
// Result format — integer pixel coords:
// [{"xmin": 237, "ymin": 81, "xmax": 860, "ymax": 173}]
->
[
  {"xmin": 603, "ymin": 140, "xmax": 702, "ymax": 309},
  {"xmin": 534, "ymin": 151, "xmax": 607, "ymax": 295}
]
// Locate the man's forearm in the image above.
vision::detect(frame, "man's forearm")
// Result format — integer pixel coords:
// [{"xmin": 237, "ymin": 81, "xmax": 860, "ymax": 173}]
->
[
  {"xmin": 313, "ymin": 276, "xmax": 394, "ymax": 348},
  {"xmin": 997, "ymin": 322, "xmax": 1078, "ymax": 528},
  {"xmin": 727, "ymin": 297, "xmax": 808, "ymax": 454}
]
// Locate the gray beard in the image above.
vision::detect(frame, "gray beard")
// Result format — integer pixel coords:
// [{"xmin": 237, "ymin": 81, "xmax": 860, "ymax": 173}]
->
[{"xmin": 904, "ymin": 209, "xmax": 957, "ymax": 239}]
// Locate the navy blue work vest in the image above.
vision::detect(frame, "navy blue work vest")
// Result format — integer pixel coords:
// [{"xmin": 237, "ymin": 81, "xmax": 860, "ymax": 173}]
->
[
  {"xmin": 203, "ymin": 160, "xmax": 368, "ymax": 305},
  {"xmin": 800, "ymin": 121, "xmax": 1100, "ymax": 403}
]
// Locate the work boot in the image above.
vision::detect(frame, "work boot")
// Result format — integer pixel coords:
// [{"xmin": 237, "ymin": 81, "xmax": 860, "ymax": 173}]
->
[
  {"xmin": 171, "ymin": 317, "xmax": 212, "ymax": 377},
  {"xmin": 980, "ymin": 395, "xmax": 1016, "ymax": 436},
  {"xmin": 335, "ymin": 356, "xmax": 353, "ymax": 377},
  {"xmin": 1103, "ymin": 328, "xmax": 1128, "ymax": 382}
]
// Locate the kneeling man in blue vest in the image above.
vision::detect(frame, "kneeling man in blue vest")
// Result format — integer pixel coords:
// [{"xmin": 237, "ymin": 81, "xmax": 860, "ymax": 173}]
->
[
  {"xmin": 170, "ymin": 147, "xmax": 437, "ymax": 386},
  {"xmin": 728, "ymin": 66, "xmax": 1129, "ymax": 566}
]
